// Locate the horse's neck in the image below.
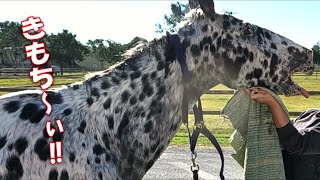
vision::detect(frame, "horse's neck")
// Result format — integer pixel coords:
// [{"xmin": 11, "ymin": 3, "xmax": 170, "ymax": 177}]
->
[{"xmin": 57, "ymin": 36, "xmax": 220, "ymax": 178}]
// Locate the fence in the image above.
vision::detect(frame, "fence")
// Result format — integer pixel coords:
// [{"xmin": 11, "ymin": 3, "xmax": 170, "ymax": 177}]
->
[
  {"xmin": 0, "ymin": 67, "xmax": 86, "ymax": 76},
  {"xmin": 0, "ymin": 86, "xmax": 317, "ymax": 117},
  {"xmin": 0, "ymin": 67, "xmax": 319, "ymax": 116}
]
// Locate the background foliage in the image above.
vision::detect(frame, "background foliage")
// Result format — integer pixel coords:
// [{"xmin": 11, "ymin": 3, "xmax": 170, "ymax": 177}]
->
[{"xmin": 0, "ymin": 2, "xmax": 319, "ymax": 69}]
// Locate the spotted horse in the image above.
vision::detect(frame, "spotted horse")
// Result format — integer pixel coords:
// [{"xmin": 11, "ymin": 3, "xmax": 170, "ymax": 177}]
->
[{"xmin": 0, "ymin": 0, "xmax": 314, "ymax": 179}]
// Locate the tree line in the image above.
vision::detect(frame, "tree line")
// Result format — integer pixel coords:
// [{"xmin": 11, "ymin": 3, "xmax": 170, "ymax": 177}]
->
[
  {"xmin": 0, "ymin": 2, "xmax": 319, "ymax": 69},
  {"xmin": 0, "ymin": 21, "xmax": 147, "ymax": 69}
]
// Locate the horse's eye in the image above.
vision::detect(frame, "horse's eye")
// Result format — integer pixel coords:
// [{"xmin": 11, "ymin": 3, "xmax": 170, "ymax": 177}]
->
[{"xmin": 243, "ymin": 28, "xmax": 253, "ymax": 36}]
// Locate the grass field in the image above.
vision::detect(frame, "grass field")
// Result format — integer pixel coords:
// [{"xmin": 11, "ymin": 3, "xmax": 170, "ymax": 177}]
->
[{"xmin": 0, "ymin": 72, "xmax": 319, "ymax": 146}]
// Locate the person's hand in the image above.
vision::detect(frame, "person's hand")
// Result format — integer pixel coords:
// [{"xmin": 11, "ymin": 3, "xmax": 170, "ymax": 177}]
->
[{"xmin": 246, "ymin": 88, "xmax": 277, "ymax": 107}]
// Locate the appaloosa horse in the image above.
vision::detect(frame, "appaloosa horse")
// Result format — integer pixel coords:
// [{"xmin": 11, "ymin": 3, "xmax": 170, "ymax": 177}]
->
[{"xmin": 0, "ymin": 0, "xmax": 313, "ymax": 179}]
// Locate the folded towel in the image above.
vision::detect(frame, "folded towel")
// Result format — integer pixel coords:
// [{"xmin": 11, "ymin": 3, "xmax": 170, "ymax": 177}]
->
[{"xmin": 222, "ymin": 88, "xmax": 288, "ymax": 180}]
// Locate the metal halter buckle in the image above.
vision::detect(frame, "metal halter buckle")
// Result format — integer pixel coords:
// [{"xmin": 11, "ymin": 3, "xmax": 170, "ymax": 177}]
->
[
  {"xmin": 191, "ymin": 164, "xmax": 199, "ymax": 172},
  {"xmin": 194, "ymin": 121, "xmax": 205, "ymax": 130},
  {"xmin": 190, "ymin": 151, "xmax": 199, "ymax": 172}
]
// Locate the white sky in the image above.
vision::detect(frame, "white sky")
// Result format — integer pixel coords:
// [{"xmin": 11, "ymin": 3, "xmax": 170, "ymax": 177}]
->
[{"xmin": 0, "ymin": 1, "xmax": 319, "ymax": 48}]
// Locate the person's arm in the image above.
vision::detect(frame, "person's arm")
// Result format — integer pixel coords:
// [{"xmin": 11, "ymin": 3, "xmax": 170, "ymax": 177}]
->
[{"xmin": 247, "ymin": 88, "xmax": 320, "ymax": 155}]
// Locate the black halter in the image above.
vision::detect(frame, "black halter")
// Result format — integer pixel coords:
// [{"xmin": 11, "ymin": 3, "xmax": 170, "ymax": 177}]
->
[{"xmin": 169, "ymin": 33, "xmax": 225, "ymax": 180}]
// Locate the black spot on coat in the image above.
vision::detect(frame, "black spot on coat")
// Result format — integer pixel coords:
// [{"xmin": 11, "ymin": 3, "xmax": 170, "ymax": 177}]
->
[
  {"xmin": 69, "ymin": 152, "xmax": 75, "ymax": 162},
  {"xmin": 72, "ymin": 85, "xmax": 79, "ymax": 90},
  {"xmin": 263, "ymin": 60, "xmax": 269, "ymax": 69},
  {"xmin": 213, "ymin": 32, "xmax": 219, "ymax": 38},
  {"xmin": 93, "ymin": 144, "xmax": 105, "ymax": 155},
  {"xmin": 59, "ymin": 170, "xmax": 69, "ymax": 180},
  {"xmin": 91, "ymin": 88, "xmax": 100, "ymax": 99},
  {"xmin": 4, "ymin": 101, "xmax": 20, "ymax": 113},
  {"xmin": 20, "ymin": 103, "xmax": 46, "ymax": 124},
  {"xmin": 243, "ymin": 48, "xmax": 249, "ymax": 57},
  {"xmin": 210, "ymin": 45, "xmax": 216, "ymax": 53},
  {"xmin": 201, "ymin": 25, "xmax": 208, "ymax": 32},
  {"xmin": 271, "ymin": 43, "xmax": 277, "ymax": 49},
  {"xmin": 102, "ymin": 133, "xmax": 110, "ymax": 150},
  {"xmin": 5, "ymin": 155, "xmax": 24, "ymax": 179},
  {"xmin": 129, "ymin": 96, "xmax": 137, "ymax": 105},
  {"xmin": 223, "ymin": 20, "xmax": 231, "ymax": 30},
  {"xmin": 0, "ymin": 135, "xmax": 7, "ymax": 149},
  {"xmin": 77, "ymin": 121, "xmax": 86, "ymax": 134},
  {"xmin": 249, "ymin": 52, "xmax": 254, "ymax": 62},
  {"xmin": 46, "ymin": 92, "xmax": 63, "ymax": 104},
  {"xmin": 20, "ymin": 103, "xmax": 38, "ymax": 120},
  {"xmin": 144, "ymin": 121, "xmax": 153, "ymax": 133},
  {"xmin": 52, "ymin": 129, "xmax": 63, "ymax": 142},
  {"xmin": 98, "ymin": 172, "xmax": 103, "ymax": 179},
  {"xmin": 288, "ymin": 46, "xmax": 295, "ymax": 53},
  {"xmin": 265, "ymin": 32, "xmax": 271, "ymax": 40},
  {"xmin": 253, "ymin": 69, "xmax": 263, "ymax": 79},
  {"xmin": 111, "ymin": 77, "xmax": 120, "ymax": 85},
  {"xmin": 130, "ymin": 82, "xmax": 136, "ymax": 89},
  {"xmin": 130, "ymin": 71, "xmax": 141, "ymax": 80},
  {"xmin": 157, "ymin": 61, "xmax": 165, "ymax": 71},
  {"xmin": 118, "ymin": 111, "xmax": 130, "ymax": 138},
  {"xmin": 190, "ymin": 45, "xmax": 201, "ymax": 57},
  {"xmin": 49, "ymin": 169, "xmax": 58, "ymax": 180},
  {"xmin": 157, "ymin": 85, "xmax": 166, "ymax": 100},
  {"xmin": 34, "ymin": 138, "xmax": 50, "ymax": 161},
  {"xmin": 103, "ymin": 98, "xmax": 112, "ymax": 110},
  {"xmin": 121, "ymin": 90, "xmax": 130, "ymax": 103},
  {"xmin": 14, "ymin": 137, "xmax": 28, "ymax": 155},
  {"xmin": 63, "ymin": 108, "xmax": 72, "ymax": 116},
  {"xmin": 95, "ymin": 157, "xmax": 101, "ymax": 164},
  {"xmin": 108, "ymin": 116, "xmax": 114, "ymax": 129},
  {"xmin": 30, "ymin": 109, "xmax": 46, "ymax": 124},
  {"xmin": 139, "ymin": 93, "xmax": 145, "ymax": 101},
  {"xmin": 101, "ymin": 81, "xmax": 111, "ymax": 89},
  {"xmin": 264, "ymin": 50, "xmax": 271, "ymax": 58},
  {"xmin": 86, "ymin": 97, "xmax": 94, "ymax": 106}
]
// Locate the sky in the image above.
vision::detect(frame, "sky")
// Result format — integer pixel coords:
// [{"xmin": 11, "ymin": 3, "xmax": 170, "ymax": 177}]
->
[{"xmin": 0, "ymin": 1, "xmax": 319, "ymax": 49}]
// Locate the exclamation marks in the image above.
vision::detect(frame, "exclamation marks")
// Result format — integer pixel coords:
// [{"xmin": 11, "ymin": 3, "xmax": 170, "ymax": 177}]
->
[
  {"xmin": 50, "ymin": 142, "xmax": 55, "ymax": 164},
  {"xmin": 49, "ymin": 141, "xmax": 63, "ymax": 165},
  {"xmin": 47, "ymin": 120, "xmax": 64, "ymax": 165},
  {"xmin": 56, "ymin": 141, "xmax": 62, "ymax": 163}
]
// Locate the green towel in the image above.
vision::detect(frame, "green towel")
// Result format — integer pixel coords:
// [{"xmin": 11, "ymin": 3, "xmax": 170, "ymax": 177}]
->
[{"xmin": 222, "ymin": 88, "xmax": 288, "ymax": 180}]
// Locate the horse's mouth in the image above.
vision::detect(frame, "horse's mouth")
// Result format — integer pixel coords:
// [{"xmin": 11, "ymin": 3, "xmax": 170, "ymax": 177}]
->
[
  {"xmin": 281, "ymin": 76, "xmax": 310, "ymax": 98},
  {"xmin": 294, "ymin": 81, "xmax": 310, "ymax": 98}
]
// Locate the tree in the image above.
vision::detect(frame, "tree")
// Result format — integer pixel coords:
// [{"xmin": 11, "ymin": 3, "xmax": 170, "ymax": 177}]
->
[
  {"xmin": 155, "ymin": 2, "xmax": 189, "ymax": 33},
  {"xmin": 45, "ymin": 30, "xmax": 89, "ymax": 67},
  {"xmin": 87, "ymin": 39, "xmax": 125, "ymax": 67},
  {"xmin": 312, "ymin": 42, "xmax": 320, "ymax": 65},
  {"xmin": 0, "ymin": 21, "xmax": 28, "ymax": 66},
  {"xmin": 123, "ymin": 36, "xmax": 148, "ymax": 50}
]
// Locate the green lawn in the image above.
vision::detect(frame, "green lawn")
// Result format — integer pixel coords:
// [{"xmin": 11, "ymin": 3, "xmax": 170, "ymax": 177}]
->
[
  {"xmin": 0, "ymin": 76, "xmax": 84, "ymax": 87},
  {"xmin": 1, "ymin": 72, "xmax": 319, "ymax": 146}
]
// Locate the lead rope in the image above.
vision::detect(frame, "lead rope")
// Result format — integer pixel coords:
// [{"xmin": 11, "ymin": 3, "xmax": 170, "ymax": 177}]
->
[
  {"xmin": 184, "ymin": 97, "xmax": 225, "ymax": 180},
  {"xmin": 169, "ymin": 32, "xmax": 224, "ymax": 180}
]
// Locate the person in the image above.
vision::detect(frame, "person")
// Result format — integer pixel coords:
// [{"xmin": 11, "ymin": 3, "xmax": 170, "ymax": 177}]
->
[{"xmin": 246, "ymin": 87, "xmax": 320, "ymax": 179}]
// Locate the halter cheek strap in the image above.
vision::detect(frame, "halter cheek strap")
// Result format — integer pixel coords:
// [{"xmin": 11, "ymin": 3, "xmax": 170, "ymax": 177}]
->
[{"xmin": 169, "ymin": 32, "xmax": 225, "ymax": 180}]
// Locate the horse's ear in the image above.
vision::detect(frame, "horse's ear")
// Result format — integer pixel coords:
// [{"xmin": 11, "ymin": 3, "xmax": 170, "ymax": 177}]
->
[
  {"xmin": 189, "ymin": 0, "xmax": 199, "ymax": 9},
  {"xmin": 166, "ymin": 31, "xmax": 172, "ymax": 43},
  {"xmin": 199, "ymin": 0, "xmax": 215, "ymax": 17}
]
